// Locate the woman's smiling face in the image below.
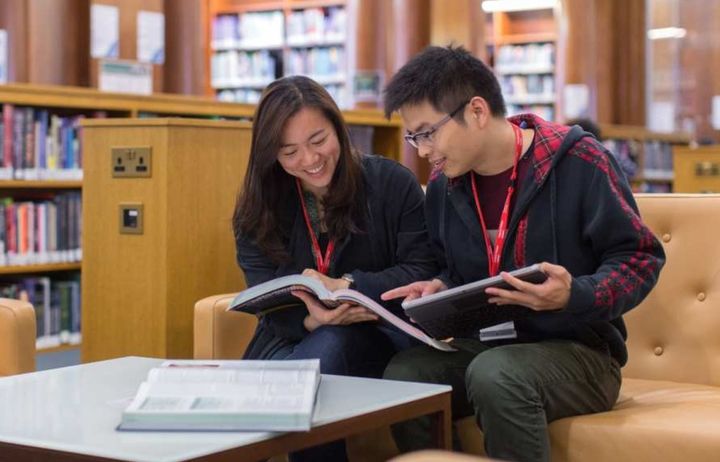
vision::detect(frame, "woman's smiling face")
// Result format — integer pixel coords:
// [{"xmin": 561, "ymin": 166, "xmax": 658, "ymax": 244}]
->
[{"xmin": 277, "ymin": 107, "xmax": 341, "ymax": 197}]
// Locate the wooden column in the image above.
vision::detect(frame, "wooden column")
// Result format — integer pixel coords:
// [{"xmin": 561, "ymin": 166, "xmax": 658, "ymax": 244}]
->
[
  {"xmin": 559, "ymin": 0, "xmax": 645, "ymax": 126},
  {"xmin": 385, "ymin": 0, "xmax": 431, "ymax": 181},
  {"xmin": 353, "ymin": 0, "xmax": 386, "ymax": 108},
  {"xmin": 28, "ymin": 0, "xmax": 89, "ymax": 86},
  {"xmin": 678, "ymin": 0, "xmax": 720, "ymax": 142},
  {"xmin": 0, "ymin": 0, "xmax": 89, "ymax": 86},
  {"xmin": 429, "ymin": 0, "xmax": 485, "ymax": 56},
  {"xmin": 558, "ymin": 0, "xmax": 610, "ymax": 122},
  {"xmin": 386, "ymin": 0, "xmax": 431, "ymax": 76},
  {"xmin": 612, "ymin": 0, "xmax": 645, "ymax": 125},
  {"xmin": 164, "ymin": 0, "xmax": 209, "ymax": 96},
  {"xmin": 0, "ymin": 0, "xmax": 28, "ymax": 82}
]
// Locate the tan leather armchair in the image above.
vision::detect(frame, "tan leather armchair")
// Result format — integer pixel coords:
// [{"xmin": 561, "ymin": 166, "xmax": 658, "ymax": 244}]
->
[
  {"xmin": 0, "ymin": 298, "xmax": 36, "ymax": 376},
  {"xmin": 194, "ymin": 194, "xmax": 720, "ymax": 462}
]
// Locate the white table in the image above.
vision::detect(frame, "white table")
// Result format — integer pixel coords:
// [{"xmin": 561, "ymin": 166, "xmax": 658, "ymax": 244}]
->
[{"xmin": 0, "ymin": 357, "xmax": 451, "ymax": 461}]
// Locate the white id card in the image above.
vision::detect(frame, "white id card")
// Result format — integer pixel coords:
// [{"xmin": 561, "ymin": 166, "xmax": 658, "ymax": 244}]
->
[{"xmin": 479, "ymin": 321, "xmax": 517, "ymax": 341}]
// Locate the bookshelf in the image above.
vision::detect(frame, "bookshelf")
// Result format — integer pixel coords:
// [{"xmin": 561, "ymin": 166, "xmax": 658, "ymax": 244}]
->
[
  {"xmin": 208, "ymin": 0, "xmax": 350, "ymax": 107},
  {"xmin": 0, "ymin": 82, "xmax": 404, "ymax": 357},
  {"xmin": 485, "ymin": 6, "xmax": 558, "ymax": 121},
  {"xmin": 600, "ymin": 124, "xmax": 691, "ymax": 193},
  {"xmin": 0, "ymin": 83, "xmax": 252, "ymax": 354}
]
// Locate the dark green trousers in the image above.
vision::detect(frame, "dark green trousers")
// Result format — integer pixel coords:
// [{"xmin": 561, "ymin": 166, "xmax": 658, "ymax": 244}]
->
[{"xmin": 383, "ymin": 339, "xmax": 621, "ymax": 462}]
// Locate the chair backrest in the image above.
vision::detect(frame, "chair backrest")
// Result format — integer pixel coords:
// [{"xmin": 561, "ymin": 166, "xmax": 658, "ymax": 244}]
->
[
  {"xmin": 0, "ymin": 298, "xmax": 36, "ymax": 376},
  {"xmin": 194, "ymin": 293, "xmax": 257, "ymax": 360},
  {"xmin": 623, "ymin": 194, "xmax": 720, "ymax": 386}
]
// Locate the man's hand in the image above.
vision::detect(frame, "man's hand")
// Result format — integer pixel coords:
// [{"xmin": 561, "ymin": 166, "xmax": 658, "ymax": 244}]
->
[
  {"xmin": 485, "ymin": 262, "xmax": 571, "ymax": 311},
  {"xmin": 292, "ymin": 290, "xmax": 378, "ymax": 332},
  {"xmin": 381, "ymin": 279, "xmax": 448, "ymax": 303},
  {"xmin": 302, "ymin": 268, "xmax": 350, "ymax": 292}
]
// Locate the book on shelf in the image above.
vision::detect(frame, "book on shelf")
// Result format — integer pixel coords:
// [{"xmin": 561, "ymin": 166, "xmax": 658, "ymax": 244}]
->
[
  {"xmin": 228, "ymin": 265, "xmax": 549, "ymax": 352},
  {"xmin": 0, "ymin": 104, "xmax": 84, "ymax": 180},
  {"xmin": 0, "ymin": 274, "xmax": 81, "ymax": 349},
  {"xmin": 118, "ymin": 359, "xmax": 321, "ymax": 432},
  {"xmin": 0, "ymin": 192, "xmax": 82, "ymax": 266}
]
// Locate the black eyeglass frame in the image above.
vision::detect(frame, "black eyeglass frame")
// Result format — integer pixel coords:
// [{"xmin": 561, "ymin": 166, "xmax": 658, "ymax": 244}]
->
[{"xmin": 403, "ymin": 100, "xmax": 470, "ymax": 148}]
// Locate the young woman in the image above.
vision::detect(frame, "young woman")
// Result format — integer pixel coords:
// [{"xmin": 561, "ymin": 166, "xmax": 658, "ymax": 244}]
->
[{"xmin": 232, "ymin": 75, "xmax": 436, "ymax": 461}]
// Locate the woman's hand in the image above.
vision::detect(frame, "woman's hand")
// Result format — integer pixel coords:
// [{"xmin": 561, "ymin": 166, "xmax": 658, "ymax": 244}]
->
[
  {"xmin": 381, "ymin": 278, "xmax": 448, "ymax": 303},
  {"xmin": 485, "ymin": 262, "xmax": 571, "ymax": 311},
  {"xmin": 292, "ymin": 290, "xmax": 378, "ymax": 332},
  {"xmin": 302, "ymin": 268, "xmax": 350, "ymax": 292}
]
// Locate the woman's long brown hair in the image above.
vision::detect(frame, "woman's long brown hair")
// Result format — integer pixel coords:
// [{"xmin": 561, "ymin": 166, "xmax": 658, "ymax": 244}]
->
[{"xmin": 232, "ymin": 76, "xmax": 365, "ymax": 263}]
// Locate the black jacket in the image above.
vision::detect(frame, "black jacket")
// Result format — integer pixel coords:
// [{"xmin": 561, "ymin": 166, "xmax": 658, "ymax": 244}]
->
[
  {"xmin": 426, "ymin": 114, "xmax": 665, "ymax": 366},
  {"xmin": 237, "ymin": 154, "xmax": 438, "ymax": 359}
]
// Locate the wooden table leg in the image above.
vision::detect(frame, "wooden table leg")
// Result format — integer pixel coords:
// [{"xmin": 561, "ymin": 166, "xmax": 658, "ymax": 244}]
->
[{"xmin": 430, "ymin": 392, "xmax": 452, "ymax": 450}]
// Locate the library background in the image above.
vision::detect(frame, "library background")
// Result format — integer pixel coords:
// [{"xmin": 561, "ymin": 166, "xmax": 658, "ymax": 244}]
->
[{"xmin": 0, "ymin": 0, "xmax": 715, "ymax": 371}]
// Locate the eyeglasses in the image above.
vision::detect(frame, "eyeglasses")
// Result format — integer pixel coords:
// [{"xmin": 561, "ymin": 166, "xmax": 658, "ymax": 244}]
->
[{"xmin": 403, "ymin": 101, "xmax": 469, "ymax": 149}]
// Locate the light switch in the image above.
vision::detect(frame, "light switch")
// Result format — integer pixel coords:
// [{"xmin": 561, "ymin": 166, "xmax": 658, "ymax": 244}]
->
[{"xmin": 119, "ymin": 203, "xmax": 144, "ymax": 234}]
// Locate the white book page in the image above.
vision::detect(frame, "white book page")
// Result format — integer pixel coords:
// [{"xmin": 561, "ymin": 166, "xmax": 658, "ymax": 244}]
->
[
  {"xmin": 150, "ymin": 359, "xmax": 320, "ymax": 383},
  {"xmin": 329, "ymin": 290, "xmax": 456, "ymax": 352},
  {"xmin": 126, "ymin": 381, "xmax": 317, "ymax": 414}
]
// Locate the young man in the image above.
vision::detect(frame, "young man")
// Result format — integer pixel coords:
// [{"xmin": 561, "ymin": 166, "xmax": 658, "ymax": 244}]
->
[{"xmin": 381, "ymin": 45, "xmax": 665, "ymax": 462}]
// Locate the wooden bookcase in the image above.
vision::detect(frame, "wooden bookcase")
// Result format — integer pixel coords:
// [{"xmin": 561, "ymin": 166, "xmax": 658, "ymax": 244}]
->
[
  {"xmin": 0, "ymin": 82, "xmax": 403, "ymax": 357},
  {"xmin": 207, "ymin": 0, "xmax": 351, "ymax": 106},
  {"xmin": 0, "ymin": 83, "xmax": 253, "ymax": 354},
  {"xmin": 485, "ymin": 6, "xmax": 558, "ymax": 121},
  {"xmin": 600, "ymin": 124, "xmax": 691, "ymax": 193}
]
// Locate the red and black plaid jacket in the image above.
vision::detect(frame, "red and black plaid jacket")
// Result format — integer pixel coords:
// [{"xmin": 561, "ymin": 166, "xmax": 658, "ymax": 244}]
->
[{"xmin": 426, "ymin": 114, "xmax": 665, "ymax": 366}]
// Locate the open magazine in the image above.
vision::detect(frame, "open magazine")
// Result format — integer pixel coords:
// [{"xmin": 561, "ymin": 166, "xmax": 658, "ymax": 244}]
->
[
  {"xmin": 228, "ymin": 275, "xmax": 457, "ymax": 352},
  {"xmin": 117, "ymin": 359, "xmax": 320, "ymax": 432}
]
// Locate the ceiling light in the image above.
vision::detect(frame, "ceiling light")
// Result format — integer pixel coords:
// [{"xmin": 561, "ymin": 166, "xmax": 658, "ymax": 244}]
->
[
  {"xmin": 481, "ymin": 0, "xmax": 558, "ymax": 13},
  {"xmin": 647, "ymin": 27, "xmax": 687, "ymax": 40}
]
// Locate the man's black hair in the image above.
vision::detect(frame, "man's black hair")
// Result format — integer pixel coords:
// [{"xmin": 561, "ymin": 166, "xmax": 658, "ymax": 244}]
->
[
  {"xmin": 384, "ymin": 45, "xmax": 506, "ymax": 120},
  {"xmin": 566, "ymin": 118, "xmax": 602, "ymax": 140}
]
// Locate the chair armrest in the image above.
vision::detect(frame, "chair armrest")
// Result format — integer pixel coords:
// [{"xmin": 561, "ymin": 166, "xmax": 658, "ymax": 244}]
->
[
  {"xmin": 0, "ymin": 298, "xmax": 36, "ymax": 376},
  {"xmin": 194, "ymin": 293, "xmax": 258, "ymax": 360}
]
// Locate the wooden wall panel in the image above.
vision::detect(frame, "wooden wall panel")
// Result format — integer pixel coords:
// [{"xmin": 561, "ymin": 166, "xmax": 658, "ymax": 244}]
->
[{"xmin": 89, "ymin": 0, "xmax": 164, "ymax": 93}]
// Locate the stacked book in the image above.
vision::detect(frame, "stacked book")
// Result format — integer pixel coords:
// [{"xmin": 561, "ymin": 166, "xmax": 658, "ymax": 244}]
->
[{"xmin": 118, "ymin": 359, "xmax": 321, "ymax": 432}]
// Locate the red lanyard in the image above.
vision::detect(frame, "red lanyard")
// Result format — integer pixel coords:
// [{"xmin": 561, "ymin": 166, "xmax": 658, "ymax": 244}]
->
[
  {"xmin": 470, "ymin": 123, "xmax": 524, "ymax": 277},
  {"xmin": 296, "ymin": 179, "xmax": 335, "ymax": 275}
]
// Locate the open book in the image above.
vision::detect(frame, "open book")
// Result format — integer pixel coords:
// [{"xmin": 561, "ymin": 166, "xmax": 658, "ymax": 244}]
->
[
  {"xmin": 228, "ymin": 275, "xmax": 456, "ymax": 352},
  {"xmin": 229, "ymin": 265, "xmax": 547, "ymax": 349},
  {"xmin": 117, "ymin": 359, "xmax": 321, "ymax": 432}
]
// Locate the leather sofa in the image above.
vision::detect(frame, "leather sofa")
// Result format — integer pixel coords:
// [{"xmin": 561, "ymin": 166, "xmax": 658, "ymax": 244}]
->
[
  {"xmin": 194, "ymin": 193, "xmax": 720, "ymax": 461},
  {"xmin": 0, "ymin": 298, "xmax": 36, "ymax": 376}
]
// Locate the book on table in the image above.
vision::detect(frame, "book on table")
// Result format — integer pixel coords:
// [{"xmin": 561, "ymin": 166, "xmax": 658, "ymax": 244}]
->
[
  {"xmin": 117, "ymin": 359, "xmax": 321, "ymax": 432},
  {"xmin": 227, "ymin": 264, "xmax": 548, "ymax": 351}
]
